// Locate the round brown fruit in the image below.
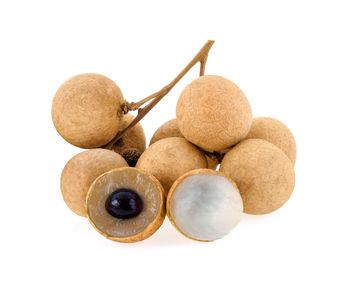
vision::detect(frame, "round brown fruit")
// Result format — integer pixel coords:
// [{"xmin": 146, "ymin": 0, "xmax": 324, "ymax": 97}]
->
[
  {"xmin": 245, "ymin": 117, "xmax": 297, "ymax": 165},
  {"xmin": 87, "ymin": 167, "xmax": 166, "ymax": 243},
  {"xmin": 176, "ymin": 75, "xmax": 252, "ymax": 152},
  {"xmin": 150, "ymin": 119, "xmax": 219, "ymax": 170},
  {"xmin": 136, "ymin": 137, "xmax": 208, "ymax": 193},
  {"xmin": 61, "ymin": 149, "xmax": 128, "ymax": 217},
  {"xmin": 110, "ymin": 113, "xmax": 146, "ymax": 166},
  {"xmin": 149, "ymin": 119, "xmax": 183, "ymax": 145},
  {"xmin": 220, "ymin": 139, "xmax": 295, "ymax": 214},
  {"xmin": 52, "ymin": 73, "xmax": 124, "ymax": 148}
]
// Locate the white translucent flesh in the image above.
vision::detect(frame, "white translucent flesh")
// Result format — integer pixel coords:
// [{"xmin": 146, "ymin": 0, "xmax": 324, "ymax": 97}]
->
[{"xmin": 170, "ymin": 173, "xmax": 243, "ymax": 241}]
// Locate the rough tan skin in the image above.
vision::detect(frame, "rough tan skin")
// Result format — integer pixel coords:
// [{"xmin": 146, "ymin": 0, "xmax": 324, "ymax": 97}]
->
[
  {"xmin": 245, "ymin": 117, "xmax": 297, "ymax": 165},
  {"xmin": 150, "ymin": 119, "xmax": 219, "ymax": 169},
  {"xmin": 61, "ymin": 149, "xmax": 128, "ymax": 217},
  {"xmin": 87, "ymin": 167, "xmax": 165, "ymax": 243},
  {"xmin": 150, "ymin": 119, "xmax": 183, "ymax": 145},
  {"xmin": 176, "ymin": 75, "xmax": 252, "ymax": 152},
  {"xmin": 52, "ymin": 73, "xmax": 124, "ymax": 148},
  {"xmin": 220, "ymin": 139, "xmax": 295, "ymax": 215},
  {"xmin": 136, "ymin": 137, "xmax": 208, "ymax": 194},
  {"xmin": 111, "ymin": 113, "xmax": 146, "ymax": 157}
]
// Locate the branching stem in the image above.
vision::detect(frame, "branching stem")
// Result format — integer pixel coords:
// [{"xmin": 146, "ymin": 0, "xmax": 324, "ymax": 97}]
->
[{"xmin": 103, "ymin": 40, "xmax": 215, "ymax": 150}]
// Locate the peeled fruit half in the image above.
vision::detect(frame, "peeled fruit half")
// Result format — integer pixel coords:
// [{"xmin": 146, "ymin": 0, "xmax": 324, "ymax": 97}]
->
[
  {"xmin": 61, "ymin": 149, "xmax": 128, "ymax": 217},
  {"xmin": 167, "ymin": 169, "xmax": 243, "ymax": 241},
  {"xmin": 176, "ymin": 75, "xmax": 252, "ymax": 152},
  {"xmin": 245, "ymin": 117, "xmax": 297, "ymax": 165},
  {"xmin": 86, "ymin": 167, "xmax": 166, "ymax": 243},
  {"xmin": 220, "ymin": 139, "xmax": 295, "ymax": 215},
  {"xmin": 52, "ymin": 73, "xmax": 124, "ymax": 148},
  {"xmin": 136, "ymin": 137, "xmax": 208, "ymax": 193}
]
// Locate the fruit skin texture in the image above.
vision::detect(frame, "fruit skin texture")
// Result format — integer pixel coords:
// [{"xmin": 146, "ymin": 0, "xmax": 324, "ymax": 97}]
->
[
  {"xmin": 167, "ymin": 169, "xmax": 243, "ymax": 242},
  {"xmin": 136, "ymin": 137, "xmax": 208, "ymax": 193},
  {"xmin": 150, "ymin": 119, "xmax": 183, "ymax": 146},
  {"xmin": 245, "ymin": 117, "xmax": 297, "ymax": 165},
  {"xmin": 176, "ymin": 75, "xmax": 252, "ymax": 152},
  {"xmin": 150, "ymin": 118, "xmax": 219, "ymax": 170},
  {"xmin": 52, "ymin": 73, "xmax": 124, "ymax": 148},
  {"xmin": 111, "ymin": 113, "xmax": 146, "ymax": 158},
  {"xmin": 61, "ymin": 149, "xmax": 128, "ymax": 217},
  {"xmin": 220, "ymin": 139, "xmax": 295, "ymax": 215},
  {"xmin": 87, "ymin": 167, "xmax": 166, "ymax": 243}
]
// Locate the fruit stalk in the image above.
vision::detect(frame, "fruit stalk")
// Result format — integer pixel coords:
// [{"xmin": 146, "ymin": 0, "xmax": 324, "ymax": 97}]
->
[{"xmin": 103, "ymin": 40, "xmax": 215, "ymax": 150}]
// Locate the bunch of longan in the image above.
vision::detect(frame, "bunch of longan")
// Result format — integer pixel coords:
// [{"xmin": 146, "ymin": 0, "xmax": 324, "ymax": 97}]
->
[{"xmin": 52, "ymin": 42, "xmax": 296, "ymax": 243}]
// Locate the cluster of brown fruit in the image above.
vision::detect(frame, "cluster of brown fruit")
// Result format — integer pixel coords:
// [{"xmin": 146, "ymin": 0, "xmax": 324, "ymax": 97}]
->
[{"xmin": 52, "ymin": 41, "xmax": 296, "ymax": 243}]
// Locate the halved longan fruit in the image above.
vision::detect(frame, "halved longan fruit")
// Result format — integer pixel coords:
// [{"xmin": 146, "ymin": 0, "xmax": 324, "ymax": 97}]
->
[
  {"xmin": 176, "ymin": 75, "xmax": 252, "ymax": 152},
  {"xmin": 110, "ymin": 113, "xmax": 146, "ymax": 166},
  {"xmin": 167, "ymin": 169, "xmax": 243, "ymax": 242},
  {"xmin": 52, "ymin": 73, "xmax": 124, "ymax": 148},
  {"xmin": 220, "ymin": 139, "xmax": 295, "ymax": 215},
  {"xmin": 86, "ymin": 167, "xmax": 166, "ymax": 243},
  {"xmin": 245, "ymin": 117, "xmax": 297, "ymax": 165},
  {"xmin": 150, "ymin": 119, "xmax": 219, "ymax": 170},
  {"xmin": 61, "ymin": 149, "xmax": 128, "ymax": 217},
  {"xmin": 136, "ymin": 137, "xmax": 208, "ymax": 193}
]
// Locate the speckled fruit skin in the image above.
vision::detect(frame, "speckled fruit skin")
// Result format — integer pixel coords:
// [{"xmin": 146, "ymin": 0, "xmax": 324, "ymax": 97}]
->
[
  {"xmin": 87, "ymin": 167, "xmax": 166, "ymax": 243},
  {"xmin": 150, "ymin": 119, "xmax": 183, "ymax": 145},
  {"xmin": 176, "ymin": 75, "xmax": 252, "ymax": 152},
  {"xmin": 150, "ymin": 119, "xmax": 219, "ymax": 170},
  {"xmin": 245, "ymin": 117, "xmax": 297, "ymax": 165},
  {"xmin": 136, "ymin": 137, "xmax": 208, "ymax": 193},
  {"xmin": 111, "ymin": 113, "xmax": 146, "ymax": 156},
  {"xmin": 61, "ymin": 149, "xmax": 128, "ymax": 217},
  {"xmin": 52, "ymin": 73, "xmax": 124, "ymax": 148},
  {"xmin": 220, "ymin": 139, "xmax": 295, "ymax": 215}
]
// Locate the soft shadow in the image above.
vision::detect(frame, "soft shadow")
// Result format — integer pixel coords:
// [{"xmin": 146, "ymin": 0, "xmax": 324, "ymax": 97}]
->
[
  {"xmin": 241, "ymin": 212, "xmax": 277, "ymax": 222},
  {"xmin": 128, "ymin": 218, "xmax": 198, "ymax": 248},
  {"xmin": 72, "ymin": 217, "xmax": 200, "ymax": 248}
]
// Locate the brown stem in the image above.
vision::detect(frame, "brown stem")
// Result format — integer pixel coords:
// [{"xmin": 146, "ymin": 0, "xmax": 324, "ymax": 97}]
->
[{"xmin": 103, "ymin": 40, "xmax": 215, "ymax": 150}]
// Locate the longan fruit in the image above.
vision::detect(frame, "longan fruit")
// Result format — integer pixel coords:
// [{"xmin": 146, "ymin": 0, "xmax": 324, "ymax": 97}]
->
[
  {"xmin": 245, "ymin": 117, "xmax": 297, "ymax": 165},
  {"xmin": 150, "ymin": 119, "xmax": 183, "ymax": 145},
  {"xmin": 176, "ymin": 75, "xmax": 252, "ymax": 152},
  {"xmin": 87, "ymin": 167, "xmax": 165, "ymax": 243},
  {"xmin": 167, "ymin": 169, "xmax": 243, "ymax": 242},
  {"xmin": 150, "ymin": 119, "xmax": 219, "ymax": 169},
  {"xmin": 111, "ymin": 113, "xmax": 146, "ymax": 166},
  {"xmin": 52, "ymin": 73, "xmax": 124, "ymax": 148},
  {"xmin": 136, "ymin": 137, "xmax": 208, "ymax": 193},
  {"xmin": 220, "ymin": 139, "xmax": 295, "ymax": 214},
  {"xmin": 61, "ymin": 149, "xmax": 128, "ymax": 217}
]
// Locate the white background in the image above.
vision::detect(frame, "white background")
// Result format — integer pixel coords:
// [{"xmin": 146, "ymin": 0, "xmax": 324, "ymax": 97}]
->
[{"xmin": 0, "ymin": 1, "xmax": 349, "ymax": 287}]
